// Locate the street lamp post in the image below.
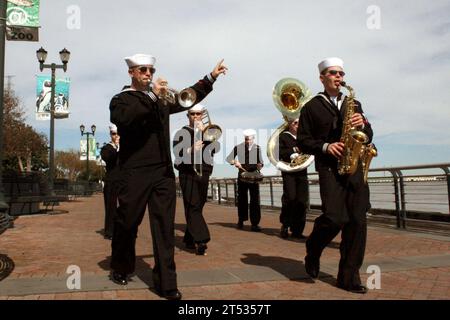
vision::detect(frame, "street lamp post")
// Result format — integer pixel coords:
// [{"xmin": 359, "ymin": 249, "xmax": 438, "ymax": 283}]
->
[
  {"xmin": 80, "ymin": 124, "xmax": 96, "ymax": 181},
  {"xmin": 0, "ymin": 1, "xmax": 10, "ymax": 230},
  {"xmin": 36, "ymin": 47, "xmax": 70, "ymax": 194}
]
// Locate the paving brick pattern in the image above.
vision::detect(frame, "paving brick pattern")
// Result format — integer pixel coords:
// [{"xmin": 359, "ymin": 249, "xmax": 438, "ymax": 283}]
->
[{"xmin": 0, "ymin": 194, "xmax": 449, "ymax": 300}]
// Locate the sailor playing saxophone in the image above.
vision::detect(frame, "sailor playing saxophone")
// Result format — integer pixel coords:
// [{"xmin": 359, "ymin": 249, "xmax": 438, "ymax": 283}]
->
[{"xmin": 297, "ymin": 57, "xmax": 373, "ymax": 294}]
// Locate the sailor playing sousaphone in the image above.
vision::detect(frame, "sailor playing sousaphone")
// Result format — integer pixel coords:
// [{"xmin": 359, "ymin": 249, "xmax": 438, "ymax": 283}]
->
[
  {"xmin": 278, "ymin": 118, "xmax": 310, "ymax": 239},
  {"xmin": 268, "ymin": 78, "xmax": 314, "ymax": 239},
  {"xmin": 226, "ymin": 129, "xmax": 264, "ymax": 232}
]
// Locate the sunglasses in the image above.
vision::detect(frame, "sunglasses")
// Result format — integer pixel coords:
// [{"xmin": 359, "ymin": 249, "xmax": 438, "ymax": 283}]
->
[
  {"xmin": 136, "ymin": 66, "xmax": 156, "ymax": 74},
  {"xmin": 327, "ymin": 70, "xmax": 345, "ymax": 77},
  {"xmin": 189, "ymin": 112, "xmax": 203, "ymax": 116},
  {"xmin": 110, "ymin": 132, "xmax": 118, "ymax": 135}
]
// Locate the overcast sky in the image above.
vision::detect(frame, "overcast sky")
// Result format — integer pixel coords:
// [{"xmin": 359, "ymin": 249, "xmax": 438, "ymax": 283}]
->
[{"xmin": 5, "ymin": 0, "xmax": 450, "ymax": 178}]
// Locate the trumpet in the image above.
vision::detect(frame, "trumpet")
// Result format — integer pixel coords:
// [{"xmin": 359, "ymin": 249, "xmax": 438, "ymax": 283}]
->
[{"xmin": 158, "ymin": 82, "xmax": 197, "ymax": 108}]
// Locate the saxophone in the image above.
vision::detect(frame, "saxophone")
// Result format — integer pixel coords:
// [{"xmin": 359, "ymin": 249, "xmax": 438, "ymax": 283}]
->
[
  {"xmin": 338, "ymin": 81, "xmax": 370, "ymax": 177},
  {"xmin": 361, "ymin": 142, "xmax": 378, "ymax": 184}
]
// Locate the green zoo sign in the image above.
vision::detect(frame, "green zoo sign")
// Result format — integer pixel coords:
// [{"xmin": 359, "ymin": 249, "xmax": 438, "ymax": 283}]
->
[
  {"xmin": 6, "ymin": 0, "xmax": 40, "ymax": 42},
  {"xmin": 6, "ymin": 0, "xmax": 40, "ymax": 27}
]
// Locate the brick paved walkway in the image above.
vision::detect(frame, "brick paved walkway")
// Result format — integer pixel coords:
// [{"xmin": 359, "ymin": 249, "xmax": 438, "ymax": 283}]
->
[{"xmin": 0, "ymin": 194, "xmax": 449, "ymax": 300}]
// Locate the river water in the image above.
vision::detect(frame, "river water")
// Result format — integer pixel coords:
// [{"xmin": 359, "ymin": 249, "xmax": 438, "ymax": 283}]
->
[{"xmin": 212, "ymin": 180, "xmax": 449, "ymax": 215}]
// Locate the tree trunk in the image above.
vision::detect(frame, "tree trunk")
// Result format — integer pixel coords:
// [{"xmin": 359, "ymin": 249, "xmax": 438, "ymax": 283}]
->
[
  {"xmin": 26, "ymin": 152, "xmax": 32, "ymax": 172},
  {"xmin": 17, "ymin": 156, "xmax": 24, "ymax": 172}
]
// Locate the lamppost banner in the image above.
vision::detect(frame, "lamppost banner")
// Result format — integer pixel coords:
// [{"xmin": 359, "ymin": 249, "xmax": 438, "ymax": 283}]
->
[
  {"xmin": 96, "ymin": 143, "xmax": 106, "ymax": 166},
  {"xmin": 35, "ymin": 75, "xmax": 70, "ymax": 120},
  {"xmin": 6, "ymin": 0, "xmax": 40, "ymax": 41},
  {"xmin": 80, "ymin": 137, "xmax": 97, "ymax": 161},
  {"xmin": 6, "ymin": 0, "xmax": 40, "ymax": 26}
]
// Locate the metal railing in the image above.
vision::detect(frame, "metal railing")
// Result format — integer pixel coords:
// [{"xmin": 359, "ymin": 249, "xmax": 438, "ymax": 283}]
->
[{"xmin": 203, "ymin": 163, "xmax": 450, "ymax": 230}]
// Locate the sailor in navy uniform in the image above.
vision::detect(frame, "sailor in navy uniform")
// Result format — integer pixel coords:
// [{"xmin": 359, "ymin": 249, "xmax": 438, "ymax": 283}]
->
[
  {"xmin": 226, "ymin": 129, "xmax": 264, "ymax": 232},
  {"xmin": 109, "ymin": 53, "xmax": 227, "ymax": 300},
  {"xmin": 298, "ymin": 57, "xmax": 373, "ymax": 294},
  {"xmin": 173, "ymin": 104, "xmax": 220, "ymax": 256},
  {"xmin": 278, "ymin": 118, "xmax": 308, "ymax": 239},
  {"xmin": 100, "ymin": 124, "xmax": 120, "ymax": 240}
]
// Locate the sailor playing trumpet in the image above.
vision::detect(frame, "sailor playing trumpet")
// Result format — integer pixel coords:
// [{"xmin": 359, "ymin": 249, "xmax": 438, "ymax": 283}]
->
[{"xmin": 108, "ymin": 53, "xmax": 227, "ymax": 299}]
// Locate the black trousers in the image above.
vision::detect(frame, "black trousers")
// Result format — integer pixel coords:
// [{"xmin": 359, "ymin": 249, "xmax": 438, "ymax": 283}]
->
[
  {"xmin": 111, "ymin": 164, "xmax": 177, "ymax": 291},
  {"xmin": 306, "ymin": 166, "xmax": 369, "ymax": 287},
  {"xmin": 237, "ymin": 179, "xmax": 261, "ymax": 226},
  {"xmin": 179, "ymin": 172, "xmax": 211, "ymax": 245},
  {"xmin": 103, "ymin": 180, "xmax": 118, "ymax": 237},
  {"xmin": 280, "ymin": 172, "xmax": 308, "ymax": 234}
]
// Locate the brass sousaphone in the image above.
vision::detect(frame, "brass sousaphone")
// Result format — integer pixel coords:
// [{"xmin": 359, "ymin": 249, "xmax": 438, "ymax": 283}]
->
[{"xmin": 267, "ymin": 78, "xmax": 314, "ymax": 172}]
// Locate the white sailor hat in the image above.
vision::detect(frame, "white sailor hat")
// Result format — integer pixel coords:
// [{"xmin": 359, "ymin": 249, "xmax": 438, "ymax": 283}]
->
[
  {"xmin": 109, "ymin": 124, "xmax": 118, "ymax": 133},
  {"xmin": 124, "ymin": 53, "xmax": 156, "ymax": 68},
  {"xmin": 318, "ymin": 57, "xmax": 344, "ymax": 73},
  {"xmin": 188, "ymin": 104, "xmax": 205, "ymax": 113},
  {"xmin": 243, "ymin": 129, "xmax": 256, "ymax": 137}
]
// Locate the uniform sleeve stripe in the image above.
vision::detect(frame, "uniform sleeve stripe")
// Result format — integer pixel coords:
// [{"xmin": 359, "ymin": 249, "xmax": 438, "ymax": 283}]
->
[
  {"xmin": 207, "ymin": 73, "xmax": 216, "ymax": 84},
  {"xmin": 148, "ymin": 91, "xmax": 158, "ymax": 102}
]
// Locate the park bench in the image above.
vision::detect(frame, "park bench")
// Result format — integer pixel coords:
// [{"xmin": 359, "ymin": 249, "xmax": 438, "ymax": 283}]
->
[
  {"xmin": 5, "ymin": 194, "xmax": 70, "ymax": 214},
  {"xmin": 2, "ymin": 172, "xmax": 102, "ymax": 217},
  {"xmin": 2, "ymin": 172, "xmax": 67, "ymax": 216}
]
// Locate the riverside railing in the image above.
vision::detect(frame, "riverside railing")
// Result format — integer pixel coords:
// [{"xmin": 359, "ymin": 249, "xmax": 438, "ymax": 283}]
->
[{"xmin": 200, "ymin": 163, "xmax": 450, "ymax": 230}]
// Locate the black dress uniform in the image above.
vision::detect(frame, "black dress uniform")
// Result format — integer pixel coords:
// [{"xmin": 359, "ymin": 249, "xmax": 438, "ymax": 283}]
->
[
  {"xmin": 226, "ymin": 142, "xmax": 264, "ymax": 228},
  {"xmin": 173, "ymin": 125, "xmax": 219, "ymax": 249},
  {"xmin": 100, "ymin": 142, "xmax": 119, "ymax": 239},
  {"xmin": 298, "ymin": 91, "xmax": 373, "ymax": 290},
  {"xmin": 109, "ymin": 74, "xmax": 215, "ymax": 292},
  {"xmin": 278, "ymin": 131, "xmax": 308, "ymax": 237}
]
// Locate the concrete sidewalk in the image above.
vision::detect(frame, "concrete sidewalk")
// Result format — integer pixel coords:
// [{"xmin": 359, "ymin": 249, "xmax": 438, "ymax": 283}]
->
[{"xmin": 0, "ymin": 194, "xmax": 449, "ymax": 300}]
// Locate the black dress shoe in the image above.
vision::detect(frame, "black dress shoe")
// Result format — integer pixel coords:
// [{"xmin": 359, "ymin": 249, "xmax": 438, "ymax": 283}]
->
[
  {"xmin": 237, "ymin": 221, "xmax": 244, "ymax": 229},
  {"xmin": 338, "ymin": 284, "xmax": 368, "ymax": 294},
  {"xmin": 251, "ymin": 225, "xmax": 262, "ymax": 232},
  {"xmin": 111, "ymin": 271, "xmax": 128, "ymax": 285},
  {"xmin": 195, "ymin": 243, "xmax": 208, "ymax": 255},
  {"xmin": 304, "ymin": 255, "xmax": 319, "ymax": 279},
  {"xmin": 151, "ymin": 275, "xmax": 182, "ymax": 300},
  {"xmin": 280, "ymin": 226, "xmax": 289, "ymax": 239},
  {"xmin": 160, "ymin": 289, "xmax": 182, "ymax": 300}
]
